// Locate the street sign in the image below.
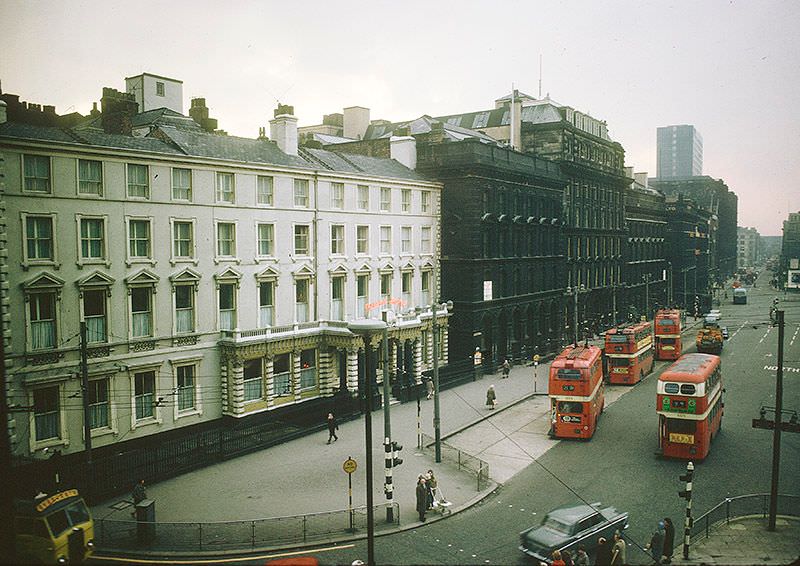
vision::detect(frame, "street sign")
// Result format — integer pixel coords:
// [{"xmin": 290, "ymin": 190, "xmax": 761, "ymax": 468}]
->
[
  {"xmin": 533, "ymin": 354, "xmax": 540, "ymax": 363},
  {"xmin": 343, "ymin": 458, "xmax": 357, "ymax": 474},
  {"xmin": 474, "ymin": 350, "xmax": 483, "ymax": 365}
]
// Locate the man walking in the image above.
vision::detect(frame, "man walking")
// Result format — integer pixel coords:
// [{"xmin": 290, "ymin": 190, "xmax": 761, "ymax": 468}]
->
[
  {"xmin": 415, "ymin": 475, "xmax": 428, "ymax": 522},
  {"xmin": 326, "ymin": 412, "xmax": 338, "ymax": 443},
  {"xmin": 610, "ymin": 530, "xmax": 626, "ymax": 565},
  {"xmin": 502, "ymin": 358, "xmax": 510, "ymax": 378}
]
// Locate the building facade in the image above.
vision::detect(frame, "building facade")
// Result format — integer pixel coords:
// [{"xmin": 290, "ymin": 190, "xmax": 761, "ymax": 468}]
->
[
  {"xmin": 656, "ymin": 125, "xmax": 703, "ymax": 178},
  {"xmin": 737, "ymin": 226, "xmax": 762, "ymax": 270},
  {"xmin": 0, "ymin": 84, "xmax": 447, "ymax": 460},
  {"xmin": 665, "ymin": 195, "xmax": 713, "ymax": 313},
  {"xmin": 780, "ymin": 212, "xmax": 800, "ymax": 290}
]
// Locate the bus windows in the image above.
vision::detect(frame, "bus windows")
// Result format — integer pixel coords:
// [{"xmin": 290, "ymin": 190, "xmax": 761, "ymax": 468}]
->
[
  {"xmin": 558, "ymin": 401, "xmax": 583, "ymax": 414},
  {"xmin": 679, "ymin": 384, "xmax": 696, "ymax": 395},
  {"xmin": 610, "ymin": 358, "xmax": 629, "ymax": 367},
  {"xmin": 664, "ymin": 383, "xmax": 679, "ymax": 394}
]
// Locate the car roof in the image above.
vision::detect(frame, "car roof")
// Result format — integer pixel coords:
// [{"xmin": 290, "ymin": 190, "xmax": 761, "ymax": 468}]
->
[{"xmin": 547, "ymin": 503, "xmax": 609, "ymax": 522}]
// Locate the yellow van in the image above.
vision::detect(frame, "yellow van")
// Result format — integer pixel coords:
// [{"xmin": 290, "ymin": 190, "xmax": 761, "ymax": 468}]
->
[{"xmin": 14, "ymin": 489, "xmax": 94, "ymax": 564}]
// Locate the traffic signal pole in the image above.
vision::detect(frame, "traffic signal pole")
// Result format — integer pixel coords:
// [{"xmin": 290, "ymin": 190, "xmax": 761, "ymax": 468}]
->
[
  {"xmin": 768, "ymin": 309, "xmax": 784, "ymax": 531},
  {"xmin": 679, "ymin": 461, "xmax": 694, "ymax": 560}
]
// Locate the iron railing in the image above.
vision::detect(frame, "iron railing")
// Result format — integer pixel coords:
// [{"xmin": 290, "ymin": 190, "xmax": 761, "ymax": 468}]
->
[
  {"xmin": 420, "ymin": 433, "xmax": 490, "ymax": 491},
  {"xmin": 96, "ymin": 502, "xmax": 399, "ymax": 553},
  {"xmin": 690, "ymin": 493, "xmax": 800, "ymax": 542}
]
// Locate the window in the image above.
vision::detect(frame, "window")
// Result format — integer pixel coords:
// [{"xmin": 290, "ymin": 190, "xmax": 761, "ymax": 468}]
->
[
  {"xmin": 380, "ymin": 226, "xmax": 391, "ymax": 254},
  {"xmin": 421, "ymin": 270, "xmax": 431, "ymax": 305},
  {"xmin": 331, "ymin": 182, "xmax": 344, "ymax": 209},
  {"xmin": 83, "ymin": 289, "xmax": 107, "ymax": 343},
  {"xmin": 259, "ymin": 281, "xmax": 274, "ymax": 327},
  {"xmin": 401, "ymin": 189, "xmax": 411, "ymax": 212},
  {"xmin": 218, "ymin": 283, "xmax": 237, "ymax": 330},
  {"xmin": 80, "ymin": 218, "xmax": 105, "ymax": 260},
  {"xmin": 331, "ymin": 224, "xmax": 345, "ymax": 255},
  {"xmin": 358, "ymin": 185, "xmax": 369, "ymax": 210},
  {"xmin": 129, "ymin": 219, "xmax": 151, "ymax": 259},
  {"xmin": 294, "ymin": 179, "xmax": 309, "ymax": 207},
  {"xmin": 421, "ymin": 190, "xmax": 430, "ymax": 213},
  {"xmin": 25, "ymin": 216, "xmax": 54, "ymax": 261},
  {"xmin": 356, "ymin": 226, "xmax": 369, "ymax": 254},
  {"xmin": 24, "ymin": 155, "xmax": 51, "ymax": 193},
  {"xmin": 294, "ymin": 225, "xmax": 309, "ymax": 255},
  {"xmin": 216, "ymin": 172, "xmax": 235, "ymax": 203},
  {"xmin": 421, "ymin": 226, "xmax": 432, "ymax": 253},
  {"xmin": 357, "ymin": 274, "xmax": 369, "ymax": 315},
  {"xmin": 131, "ymin": 287, "xmax": 153, "ymax": 338},
  {"xmin": 156, "ymin": 81, "xmax": 165, "ymax": 96},
  {"xmin": 29, "ymin": 293, "xmax": 56, "ymax": 350},
  {"xmin": 176, "ymin": 365, "xmax": 196, "ymax": 411},
  {"xmin": 273, "ymin": 353, "xmax": 291, "ymax": 396},
  {"xmin": 296, "ymin": 278, "xmax": 310, "ymax": 322},
  {"xmin": 173, "ymin": 221, "xmax": 194, "ymax": 259},
  {"xmin": 243, "ymin": 359, "xmax": 263, "ymax": 402},
  {"xmin": 255, "ymin": 223, "xmax": 274, "ymax": 257},
  {"xmin": 257, "ymin": 176, "xmax": 274, "ymax": 205},
  {"xmin": 380, "ymin": 187, "xmax": 391, "ymax": 212},
  {"xmin": 331, "ymin": 276, "xmax": 345, "ymax": 320},
  {"xmin": 34, "ymin": 386, "xmax": 59, "ymax": 441},
  {"xmin": 174, "ymin": 284, "xmax": 195, "ymax": 333},
  {"xmin": 134, "ymin": 371, "xmax": 155, "ymax": 421},
  {"xmin": 88, "ymin": 378, "xmax": 109, "ymax": 429},
  {"xmin": 217, "ymin": 222, "xmax": 236, "ymax": 257},
  {"xmin": 401, "ymin": 226, "xmax": 412, "ymax": 253},
  {"xmin": 402, "ymin": 271, "xmax": 412, "ymax": 305},
  {"xmin": 127, "ymin": 164, "xmax": 149, "ymax": 198},
  {"xmin": 78, "ymin": 159, "xmax": 103, "ymax": 195},
  {"xmin": 381, "ymin": 272, "xmax": 392, "ymax": 300},
  {"xmin": 299, "ymin": 349, "xmax": 317, "ymax": 389},
  {"xmin": 172, "ymin": 168, "xmax": 192, "ymax": 201}
]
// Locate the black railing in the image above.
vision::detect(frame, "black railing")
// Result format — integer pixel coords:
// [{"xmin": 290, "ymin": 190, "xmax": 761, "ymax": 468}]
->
[{"xmin": 690, "ymin": 493, "xmax": 800, "ymax": 542}]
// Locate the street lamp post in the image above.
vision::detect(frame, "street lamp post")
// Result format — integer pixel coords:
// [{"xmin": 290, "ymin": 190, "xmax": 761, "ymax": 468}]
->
[
  {"xmin": 348, "ymin": 318, "xmax": 387, "ymax": 566},
  {"xmin": 566, "ymin": 285, "xmax": 586, "ymax": 345},
  {"xmin": 644, "ymin": 273, "xmax": 651, "ymax": 319}
]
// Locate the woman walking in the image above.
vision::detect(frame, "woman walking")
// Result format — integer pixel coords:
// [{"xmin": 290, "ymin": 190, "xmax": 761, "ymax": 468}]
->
[{"xmin": 486, "ymin": 385, "xmax": 496, "ymax": 409}]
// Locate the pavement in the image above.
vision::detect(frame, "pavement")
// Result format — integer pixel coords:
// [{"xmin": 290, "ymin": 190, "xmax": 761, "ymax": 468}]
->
[{"xmin": 91, "ymin": 317, "xmax": 800, "ymax": 564}]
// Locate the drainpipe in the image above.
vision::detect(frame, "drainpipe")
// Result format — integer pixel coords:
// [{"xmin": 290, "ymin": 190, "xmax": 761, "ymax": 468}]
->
[{"xmin": 313, "ymin": 171, "xmax": 319, "ymax": 323}]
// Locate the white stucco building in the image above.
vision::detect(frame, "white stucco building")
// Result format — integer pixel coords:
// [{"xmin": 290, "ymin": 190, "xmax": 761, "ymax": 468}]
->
[{"xmin": 0, "ymin": 85, "xmax": 446, "ymax": 460}]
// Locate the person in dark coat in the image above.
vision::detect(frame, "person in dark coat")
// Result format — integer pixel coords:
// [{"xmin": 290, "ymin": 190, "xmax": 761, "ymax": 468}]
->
[
  {"xmin": 415, "ymin": 475, "xmax": 428, "ymax": 522},
  {"xmin": 594, "ymin": 536, "xmax": 614, "ymax": 566},
  {"xmin": 644, "ymin": 521, "xmax": 665, "ymax": 564},
  {"xmin": 326, "ymin": 412, "xmax": 338, "ymax": 443},
  {"xmin": 662, "ymin": 517, "xmax": 675, "ymax": 564},
  {"xmin": 502, "ymin": 359, "xmax": 510, "ymax": 378},
  {"xmin": 132, "ymin": 479, "xmax": 147, "ymax": 504},
  {"xmin": 486, "ymin": 385, "xmax": 496, "ymax": 409}
]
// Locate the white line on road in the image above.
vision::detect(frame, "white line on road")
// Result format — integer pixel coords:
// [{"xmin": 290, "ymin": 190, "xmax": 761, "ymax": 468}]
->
[
  {"xmin": 91, "ymin": 543, "xmax": 356, "ymax": 564},
  {"xmin": 759, "ymin": 326, "xmax": 773, "ymax": 344}
]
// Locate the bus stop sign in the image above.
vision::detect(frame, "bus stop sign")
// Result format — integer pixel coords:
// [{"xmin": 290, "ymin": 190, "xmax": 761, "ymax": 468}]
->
[{"xmin": 343, "ymin": 458, "xmax": 357, "ymax": 474}]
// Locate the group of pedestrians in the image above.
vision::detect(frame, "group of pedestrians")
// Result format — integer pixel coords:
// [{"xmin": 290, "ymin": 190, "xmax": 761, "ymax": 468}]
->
[
  {"xmin": 414, "ymin": 469, "xmax": 439, "ymax": 522},
  {"xmin": 588, "ymin": 517, "xmax": 674, "ymax": 565}
]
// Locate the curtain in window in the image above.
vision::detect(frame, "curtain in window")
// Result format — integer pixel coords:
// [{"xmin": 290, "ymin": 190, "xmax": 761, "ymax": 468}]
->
[
  {"xmin": 132, "ymin": 312, "xmax": 152, "ymax": 337},
  {"xmin": 86, "ymin": 316, "xmax": 107, "ymax": 343},
  {"xmin": 89, "ymin": 403, "xmax": 109, "ymax": 429},
  {"xmin": 34, "ymin": 388, "xmax": 59, "ymax": 441},
  {"xmin": 176, "ymin": 309, "xmax": 194, "ymax": 333},
  {"xmin": 31, "ymin": 321, "xmax": 56, "ymax": 350},
  {"xmin": 35, "ymin": 411, "xmax": 59, "ymax": 441},
  {"xmin": 259, "ymin": 306, "xmax": 273, "ymax": 327},
  {"xmin": 300, "ymin": 367, "xmax": 316, "ymax": 389},
  {"xmin": 243, "ymin": 378, "xmax": 262, "ymax": 402},
  {"xmin": 135, "ymin": 393, "xmax": 154, "ymax": 420}
]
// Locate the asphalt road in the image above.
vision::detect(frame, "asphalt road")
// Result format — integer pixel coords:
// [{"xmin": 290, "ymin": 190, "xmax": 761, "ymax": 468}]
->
[{"xmin": 310, "ymin": 276, "xmax": 800, "ymax": 565}]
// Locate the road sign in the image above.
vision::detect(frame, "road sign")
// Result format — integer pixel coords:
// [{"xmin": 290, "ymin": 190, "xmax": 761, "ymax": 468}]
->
[
  {"xmin": 343, "ymin": 457, "xmax": 357, "ymax": 474},
  {"xmin": 533, "ymin": 354, "xmax": 540, "ymax": 363}
]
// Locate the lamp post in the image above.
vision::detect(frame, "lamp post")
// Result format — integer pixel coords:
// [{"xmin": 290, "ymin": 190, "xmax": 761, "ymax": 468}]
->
[
  {"xmin": 565, "ymin": 285, "xmax": 586, "ymax": 345},
  {"xmin": 644, "ymin": 273, "xmax": 651, "ymax": 320},
  {"xmin": 348, "ymin": 318, "xmax": 387, "ymax": 566}
]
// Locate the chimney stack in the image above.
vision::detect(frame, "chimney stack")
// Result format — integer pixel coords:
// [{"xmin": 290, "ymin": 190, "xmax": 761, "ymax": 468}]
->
[
  {"xmin": 343, "ymin": 106, "xmax": 370, "ymax": 140},
  {"xmin": 390, "ymin": 135, "xmax": 417, "ymax": 170},
  {"xmin": 269, "ymin": 104, "xmax": 298, "ymax": 156},
  {"xmin": 189, "ymin": 97, "xmax": 219, "ymax": 132},
  {"xmin": 100, "ymin": 87, "xmax": 138, "ymax": 135}
]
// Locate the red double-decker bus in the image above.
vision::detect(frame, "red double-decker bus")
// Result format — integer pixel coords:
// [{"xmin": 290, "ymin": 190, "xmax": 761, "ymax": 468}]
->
[
  {"xmin": 548, "ymin": 344, "xmax": 605, "ymax": 439},
  {"xmin": 654, "ymin": 309, "xmax": 683, "ymax": 360},
  {"xmin": 604, "ymin": 320, "xmax": 654, "ymax": 384},
  {"xmin": 657, "ymin": 353, "xmax": 723, "ymax": 460}
]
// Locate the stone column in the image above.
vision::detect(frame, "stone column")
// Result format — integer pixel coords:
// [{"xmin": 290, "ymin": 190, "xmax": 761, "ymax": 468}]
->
[
  {"xmin": 265, "ymin": 355, "xmax": 275, "ymax": 408},
  {"xmin": 292, "ymin": 349, "xmax": 302, "ymax": 400},
  {"xmin": 319, "ymin": 348, "xmax": 333, "ymax": 397},
  {"xmin": 346, "ymin": 347, "xmax": 359, "ymax": 395},
  {"xmin": 220, "ymin": 360, "xmax": 229, "ymax": 414},
  {"xmin": 413, "ymin": 338, "xmax": 423, "ymax": 384},
  {"xmin": 441, "ymin": 325, "xmax": 449, "ymax": 365},
  {"xmin": 230, "ymin": 359, "xmax": 245, "ymax": 416}
]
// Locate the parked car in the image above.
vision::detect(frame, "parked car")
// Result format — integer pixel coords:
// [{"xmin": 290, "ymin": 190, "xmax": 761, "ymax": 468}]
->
[
  {"xmin": 721, "ymin": 326, "xmax": 729, "ymax": 339},
  {"xmin": 709, "ymin": 309, "xmax": 722, "ymax": 319},
  {"xmin": 519, "ymin": 502, "xmax": 628, "ymax": 563}
]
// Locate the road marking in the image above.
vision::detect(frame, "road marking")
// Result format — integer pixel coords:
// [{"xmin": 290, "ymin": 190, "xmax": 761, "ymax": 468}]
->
[
  {"xmin": 764, "ymin": 365, "xmax": 800, "ymax": 373},
  {"xmin": 759, "ymin": 326, "xmax": 773, "ymax": 344},
  {"xmin": 91, "ymin": 544, "xmax": 356, "ymax": 564}
]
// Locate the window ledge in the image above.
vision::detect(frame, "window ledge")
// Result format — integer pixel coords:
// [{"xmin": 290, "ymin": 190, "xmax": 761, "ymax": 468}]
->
[
  {"xmin": 175, "ymin": 409, "xmax": 202, "ymax": 419},
  {"xmin": 77, "ymin": 259, "xmax": 112, "ymax": 270},
  {"xmin": 214, "ymin": 257, "xmax": 242, "ymax": 265},
  {"xmin": 132, "ymin": 417, "xmax": 161, "ymax": 430},
  {"xmin": 90, "ymin": 427, "xmax": 117, "ymax": 439},
  {"xmin": 170, "ymin": 258, "xmax": 200, "ymax": 267},
  {"xmin": 126, "ymin": 258, "xmax": 157, "ymax": 268}
]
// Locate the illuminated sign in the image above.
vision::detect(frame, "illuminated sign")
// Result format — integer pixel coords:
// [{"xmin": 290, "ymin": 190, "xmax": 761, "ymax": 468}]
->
[
  {"xmin": 364, "ymin": 297, "xmax": 408, "ymax": 313},
  {"xmin": 36, "ymin": 489, "xmax": 79, "ymax": 512},
  {"xmin": 483, "ymin": 281, "xmax": 493, "ymax": 301}
]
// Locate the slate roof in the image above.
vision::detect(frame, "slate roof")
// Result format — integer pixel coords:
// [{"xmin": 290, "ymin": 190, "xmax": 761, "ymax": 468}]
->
[
  {"xmin": 435, "ymin": 100, "xmax": 563, "ymax": 130},
  {"xmin": 363, "ymin": 115, "xmax": 498, "ymax": 144},
  {"xmin": 300, "ymin": 147, "xmax": 426, "ymax": 181}
]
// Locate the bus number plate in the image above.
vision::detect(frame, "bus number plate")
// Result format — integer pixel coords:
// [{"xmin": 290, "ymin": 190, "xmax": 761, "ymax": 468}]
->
[
  {"xmin": 561, "ymin": 415, "xmax": 581, "ymax": 423},
  {"xmin": 669, "ymin": 433, "xmax": 694, "ymax": 444}
]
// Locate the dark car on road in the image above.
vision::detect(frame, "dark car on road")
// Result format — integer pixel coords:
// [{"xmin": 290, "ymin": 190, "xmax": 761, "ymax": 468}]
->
[{"xmin": 519, "ymin": 502, "xmax": 628, "ymax": 563}]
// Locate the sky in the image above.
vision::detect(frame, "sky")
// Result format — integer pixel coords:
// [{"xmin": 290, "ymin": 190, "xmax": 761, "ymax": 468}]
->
[{"xmin": 2, "ymin": 0, "xmax": 798, "ymax": 236}]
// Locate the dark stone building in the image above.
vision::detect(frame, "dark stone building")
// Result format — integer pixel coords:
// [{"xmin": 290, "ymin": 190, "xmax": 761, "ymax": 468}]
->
[
  {"xmin": 623, "ymin": 171, "xmax": 668, "ymax": 320},
  {"xmin": 665, "ymin": 195, "xmax": 714, "ymax": 313}
]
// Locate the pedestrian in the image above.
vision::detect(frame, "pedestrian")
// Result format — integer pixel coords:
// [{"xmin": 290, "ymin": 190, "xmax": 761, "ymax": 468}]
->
[
  {"xmin": 595, "ymin": 536, "xmax": 614, "ymax": 566},
  {"xmin": 425, "ymin": 469, "xmax": 437, "ymax": 509},
  {"xmin": 574, "ymin": 546, "xmax": 589, "ymax": 566},
  {"xmin": 502, "ymin": 358, "xmax": 510, "ymax": 378},
  {"xmin": 426, "ymin": 377, "xmax": 434, "ymax": 400},
  {"xmin": 551, "ymin": 549, "xmax": 566, "ymax": 566},
  {"xmin": 644, "ymin": 521, "xmax": 665, "ymax": 565},
  {"xmin": 610, "ymin": 530, "xmax": 626, "ymax": 565},
  {"xmin": 415, "ymin": 475, "xmax": 428, "ymax": 522},
  {"xmin": 326, "ymin": 412, "xmax": 338, "ymax": 443},
  {"xmin": 131, "ymin": 478, "xmax": 146, "ymax": 517},
  {"xmin": 486, "ymin": 385, "xmax": 496, "ymax": 410},
  {"xmin": 562, "ymin": 548, "xmax": 574, "ymax": 566},
  {"xmin": 662, "ymin": 517, "xmax": 675, "ymax": 564}
]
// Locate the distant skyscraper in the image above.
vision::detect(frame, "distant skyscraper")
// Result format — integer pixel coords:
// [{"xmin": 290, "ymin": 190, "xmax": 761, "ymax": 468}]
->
[{"xmin": 657, "ymin": 125, "xmax": 703, "ymax": 178}]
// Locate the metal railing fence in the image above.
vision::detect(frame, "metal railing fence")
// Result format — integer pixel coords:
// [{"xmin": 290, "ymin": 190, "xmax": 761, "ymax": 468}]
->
[
  {"xmin": 690, "ymin": 493, "xmax": 800, "ymax": 542},
  {"xmin": 420, "ymin": 432, "xmax": 490, "ymax": 491},
  {"xmin": 96, "ymin": 502, "xmax": 399, "ymax": 553}
]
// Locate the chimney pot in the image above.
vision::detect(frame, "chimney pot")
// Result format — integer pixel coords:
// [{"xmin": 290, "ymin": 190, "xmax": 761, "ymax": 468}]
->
[{"xmin": 270, "ymin": 104, "xmax": 298, "ymax": 155}]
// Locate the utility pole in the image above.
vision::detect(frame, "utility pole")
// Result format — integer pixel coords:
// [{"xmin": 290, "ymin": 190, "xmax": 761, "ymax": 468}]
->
[
  {"xmin": 79, "ymin": 322, "xmax": 93, "ymax": 477},
  {"xmin": 432, "ymin": 302, "xmax": 441, "ymax": 463},
  {"xmin": 644, "ymin": 273, "xmax": 651, "ymax": 319},
  {"xmin": 678, "ymin": 461, "xmax": 694, "ymax": 560}
]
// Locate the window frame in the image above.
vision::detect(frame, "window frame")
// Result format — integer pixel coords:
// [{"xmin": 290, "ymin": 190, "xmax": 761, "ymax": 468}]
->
[
  {"xmin": 126, "ymin": 216, "xmax": 154, "ymax": 265},
  {"xmin": 295, "ymin": 277, "xmax": 311, "ymax": 323},
  {"xmin": 356, "ymin": 225, "xmax": 369, "ymax": 255},
  {"xmin": 76, "ymin": 214, "xmax": 108, "ymax": 267},
  {"xmin": 173, "ymin": 282, "xmax": 196, "ymax": 334},
  {"xmin": 256, "ymin": 222, "xmax": 275, "ymax": 258},
  {"xmin": 330, "ymin": 275, "xmax": 345, "ymax": 320},
  {"xmin": 171, "ymin": 218, "xmax": 197, "ymax": 264},
  {"xmin": 215, "ymin": 221, "xmax": 238, "ymax": 262},
  {"xmin": 129, "ymin": 285, "xmax": 154, "ymax": 339},
  {"xmin": 22, "ymin": 212, "xmax": 57, "ymax": 266},
  {"xmin": 257, "ymin": 175, "xmax": 274, "ymax": 206},
  {"xmin": 77, "ymin": 159, "xmax": 104, "ymax": 197},
  {"xmin": 258, "ymin": 279, "xmax": 275, "ymax": 327},
  {"xmin": 330, "ymin": 224, "xmax": 345, "ymax": 256},
  {"xmin": 380, "ymin": 187, "xmax": 392, "ymax": 212},
  {"xmin": 171, "ymin": 167, "xmax": 193, "ymax": 201},
  {"xmin": 172, "ymin": 361, "xmax": 201, "ymax": 416},
  {"xmin": 88, "ymin": 377, "xmax": 113, "ymax": 433},
  {"xmin": 357, "ymin": 184, "xmax": 370, "ymax": 211},
  {"xmin": 27, "ymin": 291, "xmax": 59, "ymax": 351},
  {"xmin": 81, "ymin": 287, "xmax": 109, "ymax": 344},
  {"xmin": 401, "ymin": 189, "xmax": 411, "ymax": 213},
  {"xmin": 380, "ymin": 225, "xmax": 392, "ymax": 255},
  {"xmin": 217, "ymin": 281, "xmax": 238, "ymax": 330},
  {"xmin": 294, "ymin": 178, "xmax": 310, "ymax": 208},
  {"xmin": 421, "ymin": 225, "xmax": 432, "ymax": 254},
  {"xmin": 215, "ymin": 171, "xmax": 236, "ymax": 204},
  {"xmin": 294, "ymin": 224, "xmax": 310, "ymax": 256},
  {"xmin": 126, "ymin": 163, "xmax": 150, "ymax": 199},
  {"xmin": 401, "ymin": 226, "xmax": 412, "ymax": 254},
  {"xmin": 421, "ymin": 190, "xmax": 431, "ymax": 213},
  {"xmin": 31, "ymin": 385, "xmax": 63, "ymax": 448},
  {"xmin": 330, "ymin": 182, "xmax": 344, "ymax": 209},
  {"xmin": 132, "ymin": 369, "xmax": 158, "ymax": 425},
  {"xmin": 22, "ymin": 154, "xmax": 52, "ymax": 194}
]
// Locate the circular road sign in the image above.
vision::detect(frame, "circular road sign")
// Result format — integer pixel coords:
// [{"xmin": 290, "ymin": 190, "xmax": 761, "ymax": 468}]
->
[
  {"xmin": 343, "ymin": 458, "xmax": 357, "ymax": 474},
  {"xmin": 533, "ymin": 354, "xmax": 540, "ymax": 363}
]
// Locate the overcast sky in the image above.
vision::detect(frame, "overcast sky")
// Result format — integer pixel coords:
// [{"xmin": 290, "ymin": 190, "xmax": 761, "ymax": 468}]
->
[{"xmin": 2, "ymin": 0, "xmax": 798, "ymax": 236}]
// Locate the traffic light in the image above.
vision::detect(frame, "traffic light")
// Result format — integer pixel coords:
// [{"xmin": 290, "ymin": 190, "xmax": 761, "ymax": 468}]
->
[{"xmin": 391, "ymin": 441, "xmax": 403, "ymax": 466}]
